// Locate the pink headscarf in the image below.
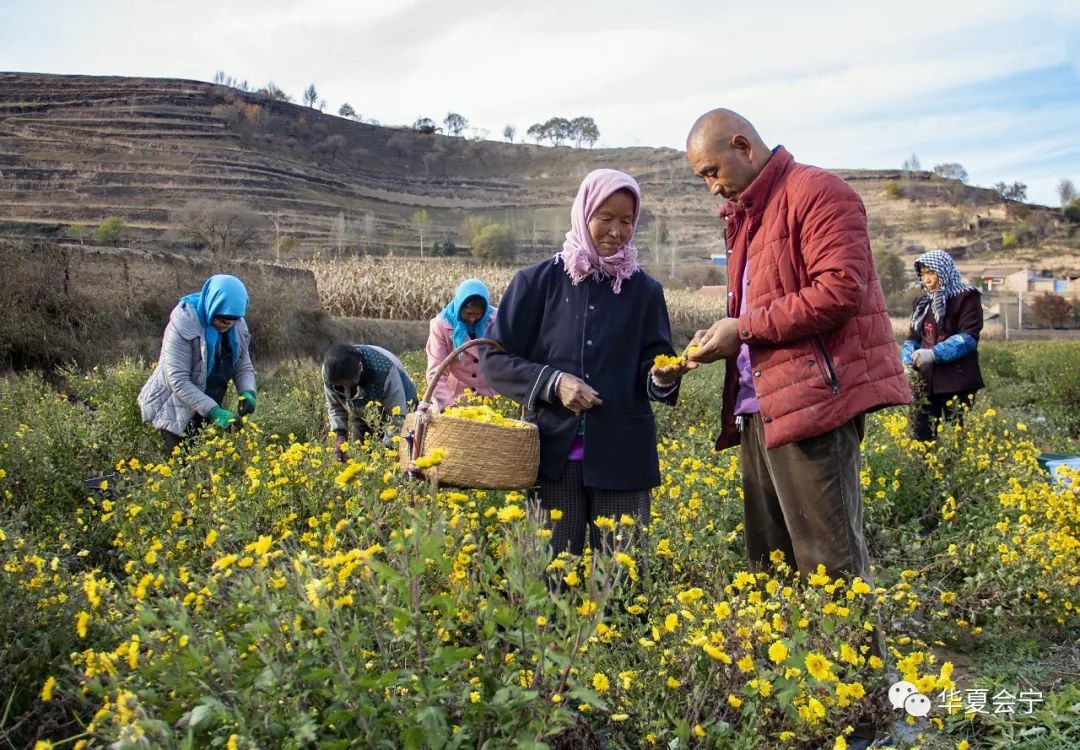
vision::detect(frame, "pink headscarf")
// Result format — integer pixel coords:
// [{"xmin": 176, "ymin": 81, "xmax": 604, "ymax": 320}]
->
[{"xmin": 558, "ymin": 169, "xmax": 641, "ymax": 294}]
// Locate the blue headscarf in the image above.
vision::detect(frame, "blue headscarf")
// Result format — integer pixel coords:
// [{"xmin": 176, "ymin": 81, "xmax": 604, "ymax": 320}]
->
[
  {"xmin": 439, "ymin": 279, "xmax": 493, "ymax": 349},
  {"xmin": 179, "ymin": 274, "xmax": 249, "ymax": 375}
]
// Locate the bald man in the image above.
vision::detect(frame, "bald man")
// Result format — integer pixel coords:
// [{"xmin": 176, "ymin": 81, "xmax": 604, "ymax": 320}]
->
[{"xmin": 684, "ymin": 108, "xmax": 909, "ymax": 613}]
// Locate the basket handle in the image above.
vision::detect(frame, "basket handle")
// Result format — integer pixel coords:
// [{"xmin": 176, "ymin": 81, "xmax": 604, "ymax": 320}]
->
[
  {"xmin": 408, "ymin": 337, "xmax": 504, "ymax": 470},
  {"xmin": 422, "ymin": 337, "xmax": 504, "ymax": 404}
]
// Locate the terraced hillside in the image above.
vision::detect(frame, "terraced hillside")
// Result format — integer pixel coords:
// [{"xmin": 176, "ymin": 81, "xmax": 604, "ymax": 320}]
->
[{"xmin": 0, "ymin": 71, "xmax": 1068, "ymax": 269}]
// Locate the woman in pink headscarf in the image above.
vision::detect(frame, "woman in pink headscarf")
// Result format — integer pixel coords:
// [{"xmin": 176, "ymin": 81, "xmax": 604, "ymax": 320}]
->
[{"xmin": 481, "ymin": 169, "xmax": 687, "ymax": 557}]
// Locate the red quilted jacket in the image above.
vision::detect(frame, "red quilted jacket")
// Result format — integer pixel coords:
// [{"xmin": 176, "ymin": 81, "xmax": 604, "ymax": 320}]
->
[{"xmin": 716, "ymin": 147, "xmax": 910, "ymax": 450}]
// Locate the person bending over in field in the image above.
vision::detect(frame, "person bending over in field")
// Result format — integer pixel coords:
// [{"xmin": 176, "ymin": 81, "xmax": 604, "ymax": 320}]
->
[
  {"xmin": 138, "ymin": 274, "xmax": 257, "ymax": 453},
  {"xmin": 481, "ymin": 169, "xmax": 686, "ymax": 558},
  {"xmin": 323, "ymin": 343, "xmax": 417, "ymax": 461}
]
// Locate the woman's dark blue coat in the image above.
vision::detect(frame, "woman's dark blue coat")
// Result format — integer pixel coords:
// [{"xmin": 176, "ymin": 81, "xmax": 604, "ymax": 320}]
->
[{"xmin": 480, "ymin": 257, "xmax": 678, "ymax": 491}]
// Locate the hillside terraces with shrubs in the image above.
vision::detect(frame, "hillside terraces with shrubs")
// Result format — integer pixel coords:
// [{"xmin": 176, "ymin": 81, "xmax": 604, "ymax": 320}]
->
[{"xmin": 4, "ymin": 72, "xmax": 1074, "ymax": 274}]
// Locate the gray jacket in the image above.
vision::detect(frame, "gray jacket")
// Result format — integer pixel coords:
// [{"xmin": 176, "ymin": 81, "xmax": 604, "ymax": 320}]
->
[{"xmin": 138, "ymin": 302, "xmax": 256, "ymax": 435}]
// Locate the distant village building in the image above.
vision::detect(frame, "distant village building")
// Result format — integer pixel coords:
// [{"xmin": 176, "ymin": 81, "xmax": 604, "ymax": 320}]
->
[
  {"xmin": 981, "ymin": 267, "xmax": 1029, "ymax": 293},
  {"xmin": 980, "ymin": 267, "xmax": 1079, "ymax": 294}
]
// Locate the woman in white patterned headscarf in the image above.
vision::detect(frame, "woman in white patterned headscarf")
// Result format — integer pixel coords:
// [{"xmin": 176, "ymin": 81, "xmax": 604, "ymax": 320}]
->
[{"xmin": 901, "ymin": 249, "xmax": 985, "ymax": 441}]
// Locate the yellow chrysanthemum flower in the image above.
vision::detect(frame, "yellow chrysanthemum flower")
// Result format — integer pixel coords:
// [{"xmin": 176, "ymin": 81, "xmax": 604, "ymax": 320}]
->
[
  {"xmin": 40, "ymin": 676, "xmax": 56, "ymax": 702},
  {"xmin": 653, "ymin": 353, "xmax": 685, "ymax": 368},
  {"xmin": 76, "ymin": 610, "xmax": 90, "ymax": 639},
  {"xmin": 442, "ymin": 405, "xmax": 530, "ymax": 429},
  {"xmin": 768, "ymin": 640, "xmax": 789, "ymax": 664},
  {"xmin": 805, "ymin": 652, "xmax": 835, "ymax": 681}
]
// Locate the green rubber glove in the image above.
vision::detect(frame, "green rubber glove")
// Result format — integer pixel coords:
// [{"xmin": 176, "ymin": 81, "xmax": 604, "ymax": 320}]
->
[
  {"xmin": 208, "ymin": 406, "xmax": 237, "ymax": 429},
  {"xmin": 238, "ymin": 390, "xmax": 257, "ymax": 417}
]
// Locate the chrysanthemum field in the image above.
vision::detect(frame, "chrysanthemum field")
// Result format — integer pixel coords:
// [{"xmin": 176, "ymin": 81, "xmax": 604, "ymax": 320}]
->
[{"xmin": 2, "ymin": 343, "xmax": 1078, "ymax": 750}]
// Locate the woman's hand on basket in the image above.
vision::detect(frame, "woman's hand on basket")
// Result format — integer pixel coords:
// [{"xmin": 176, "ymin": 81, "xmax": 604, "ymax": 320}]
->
[
  {"xmin": 417, "ymin": 398, "xmax": 441, "ymax": 417},
  {"xmin": 556, "ymin": 373, "xmax": 603, "ymax": 415}
]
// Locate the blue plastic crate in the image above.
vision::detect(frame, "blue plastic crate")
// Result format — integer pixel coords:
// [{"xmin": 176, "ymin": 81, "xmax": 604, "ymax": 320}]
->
[{"xmin": 1037, "ymin": 453, "xmax": 1080, "ymax": 485}]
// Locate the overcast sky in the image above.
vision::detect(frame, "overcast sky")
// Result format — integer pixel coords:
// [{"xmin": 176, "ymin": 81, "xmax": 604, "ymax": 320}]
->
[{"xmin": 2, "ymin": 0, "xmax": 1078, "ymax": 205}]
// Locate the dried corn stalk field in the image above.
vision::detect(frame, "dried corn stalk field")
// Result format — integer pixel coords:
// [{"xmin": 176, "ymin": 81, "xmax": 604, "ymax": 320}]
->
[{"xmin": 304, "ymin": 257, "xmax": 726, "ymax": 330}]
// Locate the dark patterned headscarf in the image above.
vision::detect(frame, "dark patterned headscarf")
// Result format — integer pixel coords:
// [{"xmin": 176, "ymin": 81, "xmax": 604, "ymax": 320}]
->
[{"xmin": 911, "ymin": 249, "xmax": 974, "ymax": 331}]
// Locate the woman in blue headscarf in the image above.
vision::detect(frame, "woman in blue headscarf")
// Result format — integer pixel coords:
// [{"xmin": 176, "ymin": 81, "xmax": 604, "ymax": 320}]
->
[
  {"xmin": 138, "ymin": 274, "xmax": 257, "ymax": 452},
  {"xmin": 424, "ymin": 278, "xmax": 497, "ymax": 407},
  {"xmin": 901, "ymin": 249, "xmax": 984, "ymax": 441}
]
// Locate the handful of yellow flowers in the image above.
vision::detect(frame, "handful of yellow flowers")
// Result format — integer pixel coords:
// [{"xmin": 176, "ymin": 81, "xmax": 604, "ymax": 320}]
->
[
  {"xmin": 653, "ymin": 345, "xmax": 702, "ymax": 369},
  {"xmin": 441, "ymin": 404, "xmax": 531, "ymax": 429}
]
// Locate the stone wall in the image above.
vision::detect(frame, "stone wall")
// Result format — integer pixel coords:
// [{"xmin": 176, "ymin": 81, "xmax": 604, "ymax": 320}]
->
[
  {"xmin": 44, "ymin": 243, "xmax": 319, "ymax": 313},
  {"xmin": 1, "ymin": 241, "xmax": 325, "ymax": 368}
]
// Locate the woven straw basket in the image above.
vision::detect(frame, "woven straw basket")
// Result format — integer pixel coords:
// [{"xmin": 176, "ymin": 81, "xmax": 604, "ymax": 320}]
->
[{"xmin": 399, "ymin": 338, "xmax": 540, "ymax": 489}]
